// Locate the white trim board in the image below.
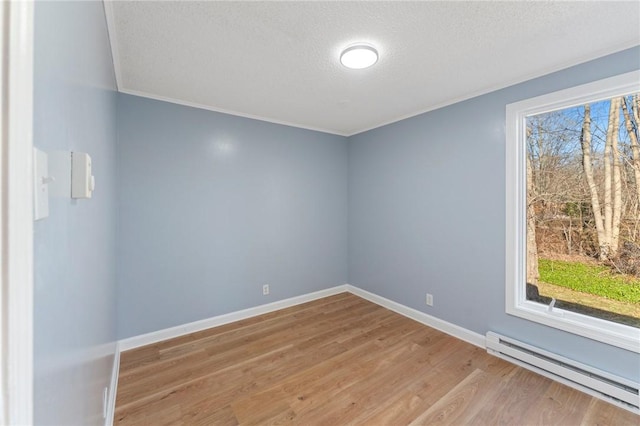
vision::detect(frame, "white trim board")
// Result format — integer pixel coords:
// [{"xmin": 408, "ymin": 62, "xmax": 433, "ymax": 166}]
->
[
  {"xmin": 110, "ymin": 284, "xmax": 485, "ymax": 425},
  {"xmin": 118, "ymin": 88, "xmax": 349, "ymax": 137},
  {"xmin": 103, "ymin": 0, "xmax": 122, "ymax": 92},
  {"xmin": 118, "ymin": 285, "xmax": 349, "ymax": 351},
  {"xmin": 1, "ymin": 1, "xmax": 35, "ymax": 424},
  {"xmin": 105, "ymin": 343, "xmax": 120, "ymax": 426},
  {"xmin": 118, "ymin": 284, "xmax": 485, "ymax": 352},
  {"xmin": 109, "ymin": 285, "xmax": 486, "ymax": 426},
  {"xmin": 345, "ymin": 285, "xmax": 486, "ymax": 348}
]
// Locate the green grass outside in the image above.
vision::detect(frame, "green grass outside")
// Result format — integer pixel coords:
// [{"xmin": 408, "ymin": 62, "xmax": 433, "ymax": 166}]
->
[{"xmin": 538, "ymin": 258, "xmax": 640, "ymax": 304}]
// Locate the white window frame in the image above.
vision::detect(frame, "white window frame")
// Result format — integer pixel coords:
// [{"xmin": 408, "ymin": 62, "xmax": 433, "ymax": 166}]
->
[{"xmin": 506, "ymin": 70, "xmax": 640, "ymax": 353}]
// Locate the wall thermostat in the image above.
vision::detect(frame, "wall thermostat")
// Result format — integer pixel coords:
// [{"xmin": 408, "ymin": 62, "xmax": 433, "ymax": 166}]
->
[{"xmin": 71, "ymin": 152, "xmax": 95, "ymax": 199}]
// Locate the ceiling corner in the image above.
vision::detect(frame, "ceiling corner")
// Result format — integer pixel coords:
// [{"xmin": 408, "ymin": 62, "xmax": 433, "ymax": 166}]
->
[{"xmin": 103, "ymin": 0, "xmax": 122, "ymax": 91}]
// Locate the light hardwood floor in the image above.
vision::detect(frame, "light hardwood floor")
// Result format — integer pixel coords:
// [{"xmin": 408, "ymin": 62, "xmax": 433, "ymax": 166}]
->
[{"xmin": 115, "ymin": 293, "xmax": 639, "ymax": 425}]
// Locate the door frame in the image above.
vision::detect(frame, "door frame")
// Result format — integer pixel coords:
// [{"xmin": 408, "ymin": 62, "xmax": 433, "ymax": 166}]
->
[{"xmin": 1, "ymin": 1, "xmax": 34, "ymax": 424}]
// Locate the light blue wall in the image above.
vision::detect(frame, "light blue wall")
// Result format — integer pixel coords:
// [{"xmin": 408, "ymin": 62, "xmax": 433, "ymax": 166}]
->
[
  {"xmin": 31, "ymin": 2, "xmax": 637, "ymax": 418},
  {"xmin": 116, "ymin": 94, "xmax": 348, "ymax": 338},
  {"xmin": 33, "ymin": 1, "xmax": 118, "ymax": 424},
  {"xmin": 348, "ymin": 46, "xmax": 640, "ymax": 382}
]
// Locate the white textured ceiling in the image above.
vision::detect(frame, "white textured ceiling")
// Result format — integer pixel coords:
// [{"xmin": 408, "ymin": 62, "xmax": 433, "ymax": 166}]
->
[{"xmin": 105, "ymin": 1, "xmax": 640, "ymax": 136}]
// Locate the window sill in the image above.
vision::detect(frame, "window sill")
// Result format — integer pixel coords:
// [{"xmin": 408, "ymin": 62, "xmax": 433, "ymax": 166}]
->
[{"xmin": 507, "ymin": 300, "xmax": 640, "ymax": 353}]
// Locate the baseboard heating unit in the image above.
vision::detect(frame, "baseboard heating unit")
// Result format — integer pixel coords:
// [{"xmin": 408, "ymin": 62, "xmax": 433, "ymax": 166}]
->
[{"xmin": 485, "ymin": 332, "xmax": 639, "ymax": 414}]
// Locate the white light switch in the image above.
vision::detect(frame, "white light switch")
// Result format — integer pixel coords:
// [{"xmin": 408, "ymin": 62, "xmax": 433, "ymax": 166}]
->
[
  {"xmin": 71, "ymin": 152, "xmax": 94, "ymax": 199},
  {"xmin": 33, "ymin": 147, "xmax": 51, "ymax": 220}
]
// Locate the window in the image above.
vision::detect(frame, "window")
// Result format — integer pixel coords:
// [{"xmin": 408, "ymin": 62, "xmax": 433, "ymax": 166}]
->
[{"xmin": 506, "ymin": 71, "xmax": 640, "ymax": 352}]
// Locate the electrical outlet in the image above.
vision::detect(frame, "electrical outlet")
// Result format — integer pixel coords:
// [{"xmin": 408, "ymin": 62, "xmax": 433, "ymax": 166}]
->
[
  {"xmin": 426, "ymin": 293, "xmax": 434, "ymax": 306},
  {"xmin": 263, "ymin": 284, "xmax": 270, "ymax": 295}
]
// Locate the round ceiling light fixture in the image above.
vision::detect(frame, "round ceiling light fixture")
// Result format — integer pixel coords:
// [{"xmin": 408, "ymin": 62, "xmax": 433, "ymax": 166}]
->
[{"xmin": 340, "ymin": 44, "xmax": 378, "ymax": 69}]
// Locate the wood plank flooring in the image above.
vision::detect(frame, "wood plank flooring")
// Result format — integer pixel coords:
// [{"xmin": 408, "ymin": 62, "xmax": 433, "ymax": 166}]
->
[{"xmin": 115, "ymin": 293, "xmax": 639, "ymax": 425}]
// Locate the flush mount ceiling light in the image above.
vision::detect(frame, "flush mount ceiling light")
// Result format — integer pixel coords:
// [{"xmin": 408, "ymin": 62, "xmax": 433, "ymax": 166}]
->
[{"xmin": 340, "ymin": 44, "xmax": 378, "ymax": 69}]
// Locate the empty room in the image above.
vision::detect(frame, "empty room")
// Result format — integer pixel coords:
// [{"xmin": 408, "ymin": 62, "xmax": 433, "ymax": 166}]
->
[{"xmin": 3, "ymin": 1, "xmax": 640, "ymax": 425}]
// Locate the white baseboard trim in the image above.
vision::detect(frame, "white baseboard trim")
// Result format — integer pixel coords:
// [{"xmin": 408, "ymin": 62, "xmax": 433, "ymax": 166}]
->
[
  {"xmin": 118, "ymin": 284, "xmax": 485, "ymax": 353},
  {"xmin": 118, "ymin": 285, "xmax": 349, "ymax": 351},
  {"xmin": 345, "ymin": 285, "xmax": 486, "ymax": 348},
  {"xmin": 105, "ymin": 342, "xmax": 120, "ymax": 426},
  {"xmin": 110, "ymin": 284, "xmax": 484, "ymax": 425}
]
